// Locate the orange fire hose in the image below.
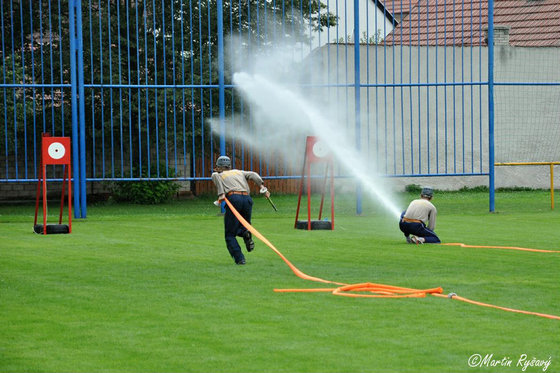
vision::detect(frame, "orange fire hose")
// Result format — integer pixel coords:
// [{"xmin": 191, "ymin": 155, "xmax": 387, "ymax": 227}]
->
[
  {"xmin": 441, "ymin": 242, "xmax": 560, "ymax": 253},
  {"xmin": 224, "ymin": 198, "xmax": 560, "ymax": 320},
  {"xmin": 430, "ymin": 293, "xmax": 560, "ymax": 320}
]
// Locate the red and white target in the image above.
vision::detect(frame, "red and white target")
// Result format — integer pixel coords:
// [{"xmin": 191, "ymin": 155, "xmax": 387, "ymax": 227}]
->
[
  {"xmin": 42, "ymin": 136, "xmax": 71, "ymax": 165},
  {"xmin": 305, "ymin": 136, "xmax": 332, "ymax": 163}
]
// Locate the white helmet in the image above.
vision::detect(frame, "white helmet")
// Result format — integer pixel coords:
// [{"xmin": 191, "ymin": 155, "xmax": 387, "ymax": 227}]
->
[
  {"xmin": 421, "ymin": 187, "xmax": 434, "ymax": 198},
  {"xmin": 216, "ymin": 156, "xmax": 231, "ymax": 169}
]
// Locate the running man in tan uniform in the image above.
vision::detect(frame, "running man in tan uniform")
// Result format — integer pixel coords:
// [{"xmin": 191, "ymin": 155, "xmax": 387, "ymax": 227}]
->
[
  {"xmin": 399, "ymin": 187, "xmax": 440, "ymax": 244},
  {"xmin": 212, "ymin": 156, "xmax": 270, "ymax": 265}
]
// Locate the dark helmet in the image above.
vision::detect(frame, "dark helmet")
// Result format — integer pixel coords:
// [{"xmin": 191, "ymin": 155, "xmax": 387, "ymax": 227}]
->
[
  {"xmin": 216, "ymin": 155, "xmax": 231, "ymax": 169},
  {"xmin": 421, "ymin": 186, "xmax": 434, "ymax": 198}
]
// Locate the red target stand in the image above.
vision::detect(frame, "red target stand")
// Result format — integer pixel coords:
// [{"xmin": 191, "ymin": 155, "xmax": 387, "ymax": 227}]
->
[
  {"xmin": 294, "ymin": 136, "xmax": 335, "ymax": 230},
  {"xmin": 33, "ymin": 133, "xmax": 72, "ymax": 235}
]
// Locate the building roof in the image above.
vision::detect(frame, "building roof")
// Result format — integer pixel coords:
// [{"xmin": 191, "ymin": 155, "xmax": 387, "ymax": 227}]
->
[
  {"xmin": 383, "ymin": 0, "xmax": 560, "ymax": 47},
  {"xmin": 384, "ymin": 0, "xmax": 419, "ymax": 15},
  {"xmin": 371, "ymin": 0, "xmax": 399, "ymax": 27}
]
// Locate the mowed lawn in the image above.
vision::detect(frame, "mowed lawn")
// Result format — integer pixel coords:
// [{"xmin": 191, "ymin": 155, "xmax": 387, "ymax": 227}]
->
[{"xmin": 1, "ymin": 190, "xmax": 559, "ymax": 372}]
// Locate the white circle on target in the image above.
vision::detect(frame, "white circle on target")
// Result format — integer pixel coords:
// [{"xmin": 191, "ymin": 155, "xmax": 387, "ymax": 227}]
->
[
  {"xmin": 312, "ymin": 141, "xmax": 329, "ymax": 158},
  {"xmin": 48, "ymin": 142, "xmax": 66, "ymax": 160}
]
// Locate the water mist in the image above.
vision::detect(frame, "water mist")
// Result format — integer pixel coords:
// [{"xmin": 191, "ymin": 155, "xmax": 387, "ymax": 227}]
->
[{"xmin": 211, "ymin": 42, "xmax": 402, "ymax": 219}]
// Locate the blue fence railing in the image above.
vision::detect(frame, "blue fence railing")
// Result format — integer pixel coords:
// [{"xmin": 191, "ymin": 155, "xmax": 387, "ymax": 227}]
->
[{"xmin": 7, "ymin": 0, "xmax": 558, "ymax": 216}]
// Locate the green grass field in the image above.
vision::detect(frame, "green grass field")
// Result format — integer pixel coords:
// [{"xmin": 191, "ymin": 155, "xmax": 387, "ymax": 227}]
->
[{"xmin": 1, "ymin": 190, "xmax": 559, "ymax": 372}]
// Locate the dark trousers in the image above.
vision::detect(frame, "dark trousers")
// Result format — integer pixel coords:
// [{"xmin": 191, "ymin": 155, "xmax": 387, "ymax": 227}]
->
[
  {"xmin": 224, "ymin": 194, "xmax": 253, "ymax": 263},
  {"xmin": 399, "ymin": 211, "xmax": 441, "ymax": 243}
]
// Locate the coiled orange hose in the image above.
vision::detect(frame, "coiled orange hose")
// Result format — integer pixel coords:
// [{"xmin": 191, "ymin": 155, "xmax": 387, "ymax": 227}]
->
[{"xmin": 224, "ymin": 198, "xmax": 559, "ymax": 320}]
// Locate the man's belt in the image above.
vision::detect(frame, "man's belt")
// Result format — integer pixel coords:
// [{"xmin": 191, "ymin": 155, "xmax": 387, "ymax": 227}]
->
[
  {"xmin": 226, "ymin": 191, "xmax": 249, "ymax": 196},
  {"xmin": 402, "ymin": 217, "xmax": 423, "ymax": 224}
]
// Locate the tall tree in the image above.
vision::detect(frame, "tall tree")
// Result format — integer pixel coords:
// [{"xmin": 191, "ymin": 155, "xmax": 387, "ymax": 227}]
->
[{"xmin": 1, "ymin": 0, "xmax": 336, "ymax": 177}]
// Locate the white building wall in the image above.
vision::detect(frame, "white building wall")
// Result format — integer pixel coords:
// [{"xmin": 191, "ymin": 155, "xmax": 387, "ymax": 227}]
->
[
  {"xmin": 309, "ymin": 0, "xmax": 395, "ymax": 50},
  {"xmin": 311, "ymin": 44, "xmax": 560, "ymax": 190}
]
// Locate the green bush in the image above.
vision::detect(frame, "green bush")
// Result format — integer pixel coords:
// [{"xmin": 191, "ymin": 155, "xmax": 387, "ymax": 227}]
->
[
  {"xmin": 110, "ymin": 166, "xmax": 180, "ymax": 204},
  {"xmin": 458, "ymin": 185, "xmax": 490, "ymax": 192},
  {"xmin": 404, "ymin": 184, "xmax": 422, "ymax": 193}
]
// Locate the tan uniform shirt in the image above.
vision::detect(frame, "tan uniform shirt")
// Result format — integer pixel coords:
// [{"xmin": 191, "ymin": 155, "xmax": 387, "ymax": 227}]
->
[
  {"xmin": 404, "ymin": 198, "xmax": 437, "ymax": 231},
  {"xmin": 211, "ymin": 169, "xmax": 263, "ymax": 196}
]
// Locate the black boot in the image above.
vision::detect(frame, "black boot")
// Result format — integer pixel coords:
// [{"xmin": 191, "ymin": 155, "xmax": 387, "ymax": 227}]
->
[{"xmin": 243, "ymin": 231, "xmax": 255, "ymax": 252}]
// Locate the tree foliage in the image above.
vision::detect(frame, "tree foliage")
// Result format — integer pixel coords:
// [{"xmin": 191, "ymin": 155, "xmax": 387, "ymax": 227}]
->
[{"xmin": 1, "ymin": 0, "xmax": 336, "ymax": 177}]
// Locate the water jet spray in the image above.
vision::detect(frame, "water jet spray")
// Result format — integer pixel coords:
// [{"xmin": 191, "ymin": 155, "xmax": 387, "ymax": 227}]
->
[{"xmin": 227, "ymin": 72, "xmax": 402, "ymax": 219}]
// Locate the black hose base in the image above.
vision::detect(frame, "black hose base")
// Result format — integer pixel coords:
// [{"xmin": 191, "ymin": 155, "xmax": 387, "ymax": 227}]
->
[
  {"xmin": 33, "ymin": 224, "xmax": 70, "ymax": 234},
  {"xmin": 295, "ymin": 220, "xmax": 332, "ymax": 230}
]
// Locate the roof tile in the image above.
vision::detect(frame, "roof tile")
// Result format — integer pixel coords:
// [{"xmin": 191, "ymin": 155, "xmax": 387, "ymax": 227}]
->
[{"xmin": 383, "ymin": 0, "xmax": 560, "ymax": 47}]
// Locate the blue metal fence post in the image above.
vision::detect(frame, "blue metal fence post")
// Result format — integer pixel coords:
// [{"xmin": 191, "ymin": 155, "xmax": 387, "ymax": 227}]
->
[
  {"xmin": 217, "ymin": 0, "xmax": 226, "ymax": 214},
  {"xmin": 75, "ymin": 0, "xmax": 87, "ymax": 218},
  {"xmin": 68, "ymin": 0, "xmax": 81, "ymax": 218},
  {"xmin": 217, "ymin": 0, "xmax": 226, "ymax": 156},
  {"xmin": 488, "ymin": 0, "xmax": 495, "ymax": 212},
  {"xmin": 353, "ymin": 0, "xmax": 362, "ymax": 215}
]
